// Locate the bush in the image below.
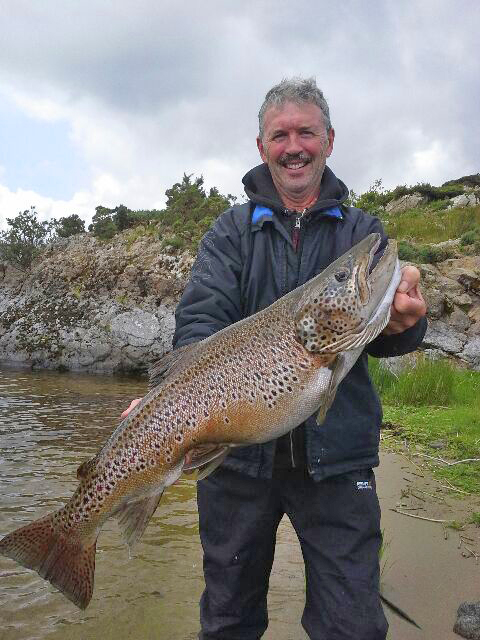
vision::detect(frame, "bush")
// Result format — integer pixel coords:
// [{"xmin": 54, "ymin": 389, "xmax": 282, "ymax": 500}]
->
[
  {"xmin": 349, "ymin": 179, "xmax": 389, "ymax": 216},
  {"xmin": 460, "ymin": 228, "xmax": 480, "ymax": 246},
  {"xmin": 54, "ymin": 214, "xmax": 85, "ymax": 238},
  {"xmin": 0, "ymin": 206, "xmax": 55, "ymax": 269},
  {"xmin": 397, "ymin": 240, "xmax": 452, "ymax": 263}
]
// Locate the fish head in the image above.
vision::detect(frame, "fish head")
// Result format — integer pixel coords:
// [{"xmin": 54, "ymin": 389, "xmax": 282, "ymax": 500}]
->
[{"xmin": 295, "ymin": 233, "xmax": 401, "ymax": 353}]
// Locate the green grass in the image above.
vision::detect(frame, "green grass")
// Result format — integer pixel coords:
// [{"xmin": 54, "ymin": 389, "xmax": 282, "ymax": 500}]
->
[
  {"xmin": 370, "ymin": 357, "xmax": 480, "ymax": 493},
  {"xmin": 382, "ymin": 204, "xmax": 480, "ymax": 245}
]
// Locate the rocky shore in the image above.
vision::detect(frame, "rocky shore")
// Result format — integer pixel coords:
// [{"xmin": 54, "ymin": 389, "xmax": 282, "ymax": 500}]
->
[
  {"xmin": 1, "ymin": 228, "xmax": 480, "ymax": 373},
  {"xmin": 0, "ymin": 232, "xmax": 193, "ymax": 373}
]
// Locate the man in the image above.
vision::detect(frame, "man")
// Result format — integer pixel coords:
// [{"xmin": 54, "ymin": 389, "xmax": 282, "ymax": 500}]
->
[{"xmin": 125, "ymin": 78, "xmax": 426, "ymax": 639}]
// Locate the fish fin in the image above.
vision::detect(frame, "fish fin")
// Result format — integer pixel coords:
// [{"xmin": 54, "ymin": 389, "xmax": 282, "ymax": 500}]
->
[
  {"xmin": 183, "ymin": 445, "xmax": 230, "ymax": 480},
  {"xmin": 0, "ymin": 512, "xmax": 96, "ymax": 609},
  {"xmin": 115, "ymin": 493, "xmax": 163, "ymax": 551},
  {"xmin": 196, "ymin": 450, "xmax": 230, "ymax": 480},
  {"xmin": 316, "ymin": 349, "xmax": 362, "ymax": 425},
  {"xmin": 183, "ymin": 444, "xmax": 229, "ymax": 472},
  {"xmin": 148, "ymin": 344, "xmax": 199, "ymax": 389}
]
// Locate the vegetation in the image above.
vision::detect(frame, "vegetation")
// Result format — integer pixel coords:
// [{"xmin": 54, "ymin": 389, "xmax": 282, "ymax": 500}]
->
[
  {"xmin": 1, "ymin": 172, "xmax": 478, "ymax": 268},
  {"xmin": 88, "ymin": 174, "xmax": 236, "ymax": 247},
  {"xmin": 53, "ymin": 213, "xmax": 85, "ymax": 238},
  {"xmin": 370, "ymin": 357, "xmax": 480, "ymax": 494},
  {"xmin": 0, "ymin": 207, "xmax": 56, "ymax": 269}
]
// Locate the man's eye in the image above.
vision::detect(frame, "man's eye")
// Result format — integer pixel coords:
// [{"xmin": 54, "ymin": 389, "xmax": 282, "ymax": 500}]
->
[
  {"xmin": 272, "ymin": 133, "xmax": 285, "ymax": 141},
  {"xmin": 300, "ymin": 131, "xmax": 314, "ymax": 137}
]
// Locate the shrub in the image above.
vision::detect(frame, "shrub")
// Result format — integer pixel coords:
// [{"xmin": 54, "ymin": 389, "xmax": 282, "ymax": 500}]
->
[
  {"xmin": 397, "ymin": 241, "xmax": 453, "ymax": 264},
  {"xmin": 0, "ymin": 206, "xmax": 55, "ymax": 269},
  {"xmin": 54, "ymin": 214, "xmax": 85, "ymax": 238},
  {"xmin": 460, "ymin": 228, "xmax": 480, "ymax": 246}
]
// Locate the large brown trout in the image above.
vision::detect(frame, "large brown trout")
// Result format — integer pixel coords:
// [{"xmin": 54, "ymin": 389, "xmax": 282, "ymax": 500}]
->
[{"xmin": 0, "ymin": 233, "xmax": 400, "ymax": 609}]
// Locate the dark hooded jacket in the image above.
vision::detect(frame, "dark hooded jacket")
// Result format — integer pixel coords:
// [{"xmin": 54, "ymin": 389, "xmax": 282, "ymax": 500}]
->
[{"xmin": 172, "ymin": 164, "xmax": 427, "ymax": 480}]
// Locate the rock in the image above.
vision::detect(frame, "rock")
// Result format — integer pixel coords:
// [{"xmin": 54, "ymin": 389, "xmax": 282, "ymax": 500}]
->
[
  {"xmin": 385, "ymin": 193, "xmax": 426, "ymax": 214},
  {"xmin": 448, "ymin": 307, "xmax": 471, "ymax": 331},
  {"xmin": 110, "ymin": 310, "xmax": 161, "ymax": 347},
  {"xmin": 429, "ymin": 440, "xmax": 447, "ymax": 450},
  {"xmin": 449, "ymin": 193, "xmax": 480, "ymax": 208},
  {"xmin": 422, "ymin": 321, "xmax": 467, "ymax": 354},
  {"xmin": 452, "ymin": 293, "xmax": 473, "ymax": 310},
  {"xmin": 423, "ymin": 287, "xmax": 445, "ymax": 319},
  {"xmin": 454, "ymin": 601, "xmax": 480, "ymax": 639},
  {"xmin": 460, "ymin": 337, "xmax": 480, "ymax": 370}
]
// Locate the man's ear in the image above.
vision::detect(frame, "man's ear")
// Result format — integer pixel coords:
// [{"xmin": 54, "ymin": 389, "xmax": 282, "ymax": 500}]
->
[{"xmin": 257, "ymin": 136, "xmax": 268, "ymax": 163}]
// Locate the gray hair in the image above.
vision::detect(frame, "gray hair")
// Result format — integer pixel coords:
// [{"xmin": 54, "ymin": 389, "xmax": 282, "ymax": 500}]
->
[{"xmin": 258, "ymin": 77, "xmax": 332, "ymax": 139}]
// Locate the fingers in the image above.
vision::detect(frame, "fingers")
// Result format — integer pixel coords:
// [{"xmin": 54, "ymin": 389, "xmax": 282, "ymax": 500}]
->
[
  {"xmin": 397, "ymin": 265, "xmax": 421, "ymax": 294},
  {"xmin": 121, "ymin": 397, "xmax": 142, "ymax": 418},
  {"xmin": 383, "ymin": 267, "xmax": 427, "ymax": 335}
]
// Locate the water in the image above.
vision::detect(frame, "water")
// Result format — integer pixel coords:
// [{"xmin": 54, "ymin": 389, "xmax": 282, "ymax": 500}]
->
[
  {"xmin": 0, "ymin": 368, "xmax": 307, "ymax": 640},
  {"xmin": 2, "ymin": 367, "xmax": 479, "ymax": 639}
]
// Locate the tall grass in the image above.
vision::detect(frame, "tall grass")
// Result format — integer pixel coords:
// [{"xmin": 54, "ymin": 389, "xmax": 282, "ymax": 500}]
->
[
  {"xmin": 369, "ymin": 357, "xmax": 456, "ymax": 406},
  {"xmin": 383, "ymin": 205, "xmax": 480, "ymax": 245}
]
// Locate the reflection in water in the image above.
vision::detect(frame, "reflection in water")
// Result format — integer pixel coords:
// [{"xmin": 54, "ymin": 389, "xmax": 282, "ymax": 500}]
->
[{"xmin": 0, "ymin": 368, "xmax": 307, "ymax": 640}]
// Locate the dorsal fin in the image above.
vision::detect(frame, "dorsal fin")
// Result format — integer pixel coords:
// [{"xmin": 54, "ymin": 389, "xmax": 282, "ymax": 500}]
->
[
  {"xmin": 148, "ymin": 343, "xmax": 199, "ymax": 389},
  {"xmin": 76, "ymin": 457, "xmax": 97, "ymax": 480}
]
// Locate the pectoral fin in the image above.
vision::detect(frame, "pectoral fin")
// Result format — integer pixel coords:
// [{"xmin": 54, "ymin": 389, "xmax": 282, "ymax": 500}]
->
[
  {"xmin": 183, "ymin": 445, "xmax": 230, "ymax": 480},
  {"xmin": 316, "ymin": 348, "xmax": 362, "ymax": 425}
]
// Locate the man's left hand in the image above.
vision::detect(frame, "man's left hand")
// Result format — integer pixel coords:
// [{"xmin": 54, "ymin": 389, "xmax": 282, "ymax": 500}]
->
[{"xmin": 383, "ymin": 265, "xmax": 427, "ymax": 335}]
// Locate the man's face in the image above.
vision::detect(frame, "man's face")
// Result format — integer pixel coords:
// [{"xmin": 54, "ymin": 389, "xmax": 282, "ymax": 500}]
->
[{"xmin": 257, "ymin": 101, "xmax": 335, "ymax": 203}]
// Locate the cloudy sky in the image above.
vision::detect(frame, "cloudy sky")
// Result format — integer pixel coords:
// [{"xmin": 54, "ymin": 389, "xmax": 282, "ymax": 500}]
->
[{"xmin": 0, "ymin": 0, "xmax": 478, "ymax": 229}]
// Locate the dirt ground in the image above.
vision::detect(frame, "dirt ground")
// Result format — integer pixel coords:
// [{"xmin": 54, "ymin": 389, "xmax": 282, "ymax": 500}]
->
[{"xmin": 377, "ymin": 450, "xmax": 480, "ymax": 639}]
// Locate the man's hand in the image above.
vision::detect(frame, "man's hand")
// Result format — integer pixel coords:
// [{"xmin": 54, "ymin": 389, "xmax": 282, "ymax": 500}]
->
[
  {"xmin": 383, "ymin": 265, "xmax": 427, "ymax": 335},
  {"xmin": 121, "ymin": 397, "xmax": 142, "ymax": 418}
]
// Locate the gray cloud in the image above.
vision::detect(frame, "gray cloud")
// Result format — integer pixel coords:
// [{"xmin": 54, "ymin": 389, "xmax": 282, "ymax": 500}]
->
[{"xmin": 0, "ymin": 0, "xmax": 478, "ymax": 226}]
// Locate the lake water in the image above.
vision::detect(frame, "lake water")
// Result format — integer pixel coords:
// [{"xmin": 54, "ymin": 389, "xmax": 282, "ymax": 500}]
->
[
  {"xmin": 1, "ymin": 367, "xmax": 479, "ymax": 640},
  {"xmin": 0, "ymin": 367, "xmax": 308, "ymax": 640}
]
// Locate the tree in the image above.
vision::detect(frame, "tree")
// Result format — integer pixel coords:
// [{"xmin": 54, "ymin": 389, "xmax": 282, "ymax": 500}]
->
[
  {"xmin": 88, "ymin": 206, "xmax": 117, "ymax": 240},
  {"xmin": 164, "ymin": 174, "xmax": 234, "ymax": 223},
  {"xmin": 54, "ymin": 214, "xmax": 85, "ymax": 238},
  {"xmin": 0, "ymin": 206, "xmax": 55, "ymax": 270}
]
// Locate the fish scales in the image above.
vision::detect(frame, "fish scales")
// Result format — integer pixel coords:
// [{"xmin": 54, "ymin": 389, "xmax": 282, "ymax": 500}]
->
[{"xmin": 0, "ymin": 233, "xmax": 401, "ymax": 609}]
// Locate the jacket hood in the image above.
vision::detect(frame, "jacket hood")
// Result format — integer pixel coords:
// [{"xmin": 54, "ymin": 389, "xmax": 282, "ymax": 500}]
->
[{"xmin": 242, "ymin": 163, "xmax": 350, "ymax": 214}]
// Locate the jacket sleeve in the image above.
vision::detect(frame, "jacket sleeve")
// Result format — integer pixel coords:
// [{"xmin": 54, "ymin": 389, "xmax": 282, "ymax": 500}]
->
[
  {"xmin": 172, "ymin": 209, "xmax": 245, "ymax": 349},
  {"xmin": 351, "ymin": 209, "xmax": 428, "ymax": 358}
]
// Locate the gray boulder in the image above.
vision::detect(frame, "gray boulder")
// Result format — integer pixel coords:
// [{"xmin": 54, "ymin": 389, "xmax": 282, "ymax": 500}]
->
[
  {"xmin": 385, "ymin": 193, "xmax": 426, "ymax": 214},
  {"xmin": 450, "ymin": 193, "xmax": 480, "ymax": 208},
  {"xmin": 454, "ymin": 602, "xmax": 480, "ymax": 639}
]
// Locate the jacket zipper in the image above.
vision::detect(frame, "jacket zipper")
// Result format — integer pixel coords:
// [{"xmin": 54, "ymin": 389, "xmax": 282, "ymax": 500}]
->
[
  {"xmin": 288, "ymin": 208, "xmax": 310, "ymax": 468},
  {"xmin": 292, "ymin": 215, "xmax": 302, "ymax": 252}
]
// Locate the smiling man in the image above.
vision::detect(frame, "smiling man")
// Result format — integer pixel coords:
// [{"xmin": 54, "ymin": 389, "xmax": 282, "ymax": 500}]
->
[
  {"xmin": 172, "ymin": 77, "xmax": 427, "ymax": 640},
  {"xmin": 124, "ymin": 77, "xmax": 427, "ymax": 639},
  {"xmin": 256, "ymin": 99, "xmax": 335, "ymax": 210}
]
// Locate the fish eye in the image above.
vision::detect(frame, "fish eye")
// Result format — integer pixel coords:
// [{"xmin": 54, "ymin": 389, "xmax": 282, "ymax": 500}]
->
[{"xmin": 334, "ymin": 270, "xmax": 349, "ymax": 282}]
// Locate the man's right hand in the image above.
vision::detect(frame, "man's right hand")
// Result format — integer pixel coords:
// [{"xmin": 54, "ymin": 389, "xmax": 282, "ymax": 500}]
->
[{"xmin": 121, "ymin": 398, "xmax": 142, "ymax": 418}]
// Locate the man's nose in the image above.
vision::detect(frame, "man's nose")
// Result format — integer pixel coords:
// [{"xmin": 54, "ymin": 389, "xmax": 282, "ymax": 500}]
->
[{"xmin": 285, "ymin": 133, "xmax": 302, "ymax": 154}]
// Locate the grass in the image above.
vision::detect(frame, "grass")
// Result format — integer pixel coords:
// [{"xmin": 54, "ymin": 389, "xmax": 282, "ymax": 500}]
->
[
  {"xmin": 370, "ymin": 357, "xmax": 480, "ymax": 494},
  {"xmin": 382, "ymin": 204, "xmax": 480, "ymax": 246}
]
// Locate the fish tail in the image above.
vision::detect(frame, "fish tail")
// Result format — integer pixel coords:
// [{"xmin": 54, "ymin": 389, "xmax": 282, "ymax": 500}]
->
[{"xmin": 0, "ymin": 512, "xmax": 96, "ymax": 609}]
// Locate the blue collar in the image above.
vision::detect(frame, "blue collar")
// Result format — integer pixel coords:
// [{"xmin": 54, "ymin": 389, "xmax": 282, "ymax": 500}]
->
[{"xmin": 252, "ymin": 204, "xmax": 343, "ymax": 227}]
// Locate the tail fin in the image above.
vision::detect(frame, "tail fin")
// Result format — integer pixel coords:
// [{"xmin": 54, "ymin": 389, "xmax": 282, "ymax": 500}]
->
[{"xmin": 0, "ymin": 513, "xmax": 96, "ymax": 609}]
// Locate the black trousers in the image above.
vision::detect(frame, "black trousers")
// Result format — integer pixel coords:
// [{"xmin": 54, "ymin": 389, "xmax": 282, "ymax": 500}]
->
[{"xmin": 197, "ymin": 466, "xmax": 388, "ymax": 640}]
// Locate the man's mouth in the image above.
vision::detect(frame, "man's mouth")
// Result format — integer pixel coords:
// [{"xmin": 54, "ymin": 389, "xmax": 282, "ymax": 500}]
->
[{"xmin": 280, "ymin": 155, "xmax": 310, "ymax": 170}]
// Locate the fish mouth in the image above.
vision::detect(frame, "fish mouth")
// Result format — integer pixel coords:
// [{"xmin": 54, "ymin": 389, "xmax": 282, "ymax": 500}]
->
[{"xmin": 327, "ymin": 234, "xmax": 401, "ymax": 352}]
